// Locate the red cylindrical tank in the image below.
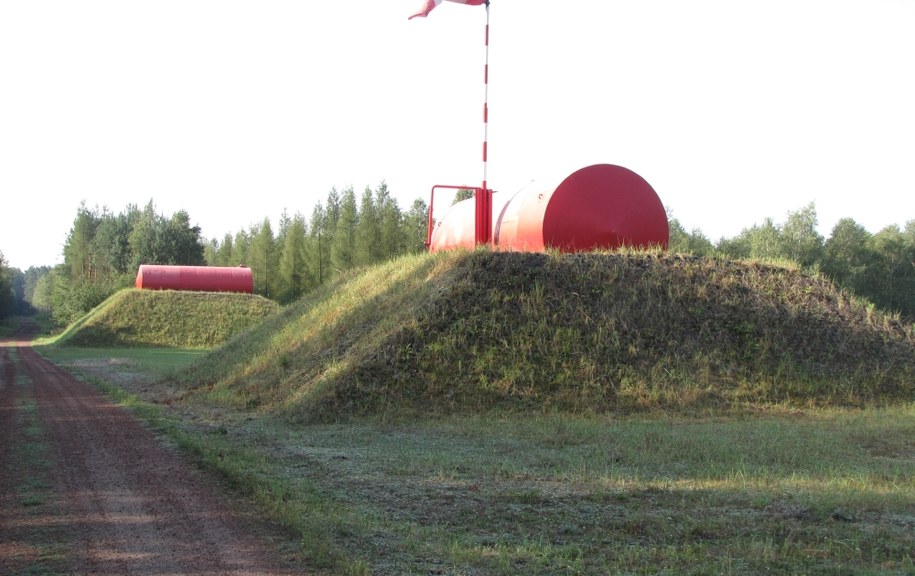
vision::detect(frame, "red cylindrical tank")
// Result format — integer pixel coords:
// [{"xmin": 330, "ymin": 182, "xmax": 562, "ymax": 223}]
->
[
  {"xmin": 429, "ymin": 164, "xmax": 669, "ymax": 253},
  {"xmin": 135, "ymin": 265, "xmax": 254, "ymax": 294}
]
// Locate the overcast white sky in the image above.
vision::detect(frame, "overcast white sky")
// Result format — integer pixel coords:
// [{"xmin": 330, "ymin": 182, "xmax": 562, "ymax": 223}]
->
[{"xmin": 2, "ymin": 0, "xmax": 913, "ymax": 270}]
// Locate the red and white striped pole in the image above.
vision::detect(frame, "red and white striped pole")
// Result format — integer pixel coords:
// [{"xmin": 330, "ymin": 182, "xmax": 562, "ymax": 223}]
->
[
  {"xmin": 475, "ymin": 0, "xmax": 493, "ymax": 245},
  {"xmin": 482, "ymin": 0, "xmax": 490, "ymax": 193}
]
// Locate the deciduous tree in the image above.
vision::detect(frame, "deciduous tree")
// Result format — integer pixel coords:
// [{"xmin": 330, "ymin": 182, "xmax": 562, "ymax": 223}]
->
[{"xmin": 780, "ymin": 202, "xmax": 823, "ymax": 268}]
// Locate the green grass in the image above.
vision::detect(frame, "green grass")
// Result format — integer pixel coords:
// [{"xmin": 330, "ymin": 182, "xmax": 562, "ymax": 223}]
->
[
  {"xmin": 51, "ymin": 288, "xmax": 280, "ymax": 349},
  {"xmin": 273, "ymin": 409, "xmax": 912, "ymax": 573},
  {"xmin": 34, "ymin": 249, "xmax": 915, "ymax": 574},
  {"xmin": 39, "ymin": 346, "xmax": 206, "ymax": 379},
  {"xmin": 174, "ymin": 250, "xmax": 915, "ymax": 422},
  {"xmin": 52, "ymin": 347, "xmax": 915, "ymax": 575}
]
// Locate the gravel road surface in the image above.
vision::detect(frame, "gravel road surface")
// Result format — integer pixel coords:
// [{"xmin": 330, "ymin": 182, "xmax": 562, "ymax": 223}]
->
[{"xmin": 1, "ymin": 322, "xmax": 302, "ymax": 575}]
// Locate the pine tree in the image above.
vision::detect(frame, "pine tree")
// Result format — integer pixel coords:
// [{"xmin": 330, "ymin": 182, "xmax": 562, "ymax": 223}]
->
[
  {"xmin": 325, "ymin": 188, "xmax": 341, "ymax": 232},
  {"xmin": 128, "ymin": 201, "xmax": 163, "ymax": 271},
  {"xmin": 249, "ymin": 218, "xmax": 276, "ymax": 297},
  {"xmin": 355, "ymin": 186, "xmax": 381, "ymax": 266},
  {"xmin": 403, "ymin": 198, "xmax": 430, "ymax": 254},
  {"xmin": 91, "ymin": 211, "xmax": 132, "ymax": 278},
  {"xmin": 332, "ymin": 187, "xmax": 358, "ymax": 272},
  {"xmin": 322, "ymin": 189, "xmax": 341, "ymax": 265},
  {"xmin": 376, "ymin": 182, "xmax": 404, "ymax": 260},
  {"xmin": 278, "ymin": 213, "xmax": 308, "ymax": 303},
  {"xmin": 309, "ymin": 203, "xmax": 329, "ymax": 285},
  {"xmin": 216, "ymin": 233, "xmax": 234, "ymax": 266},
  {"xmin": 230, "ymin": 229, "xmax": 250, "ymax": 266},
  {"xmin": 64, "ymin": 203, "xmax": 101, "ymax": 281},
  {"xmin": 203, "ymin": 238, "xmax": 220, "ymax": 266}
]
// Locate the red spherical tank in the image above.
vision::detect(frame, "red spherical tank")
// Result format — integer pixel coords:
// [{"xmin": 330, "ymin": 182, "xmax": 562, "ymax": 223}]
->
[
  {"xmin": 135, "ymin": 265, "xmax": 254, "ymax": 294},
  {"xmin": 429, "ymin": 164, "xmax": 669, "ymax": 253}
]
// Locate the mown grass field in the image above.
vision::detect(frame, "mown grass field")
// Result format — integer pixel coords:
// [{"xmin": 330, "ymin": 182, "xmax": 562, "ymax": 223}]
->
[
  {"xmin": 37, "ymin": 347, "xmax": 915, "ymax": 575},
  {"xmin": 32, "ymin": 249, "xmax": 915, "ymax": 574}
]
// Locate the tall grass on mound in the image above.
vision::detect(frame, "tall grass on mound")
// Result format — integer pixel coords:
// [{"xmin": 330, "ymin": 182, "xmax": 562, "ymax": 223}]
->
[
  {"xmin": 178, "ymin": 250, "xmax": 915, "ymax": 422},
  {"xmin": 59, "ymin": 289, "xmax": 280, "ymax": 349},
  {"xmin": 178, "ymin": 251, "xmax": 466, "ymax": 411}
]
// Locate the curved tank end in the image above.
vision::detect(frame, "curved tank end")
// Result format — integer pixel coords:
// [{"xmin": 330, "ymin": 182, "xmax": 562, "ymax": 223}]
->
[
  {"xmin": 428, "ymin": 199, "xmax": 478, "ymax": 253},
  {"xmin": 542, "ymin": 164, "xmax": 668, "ymax": 252}
]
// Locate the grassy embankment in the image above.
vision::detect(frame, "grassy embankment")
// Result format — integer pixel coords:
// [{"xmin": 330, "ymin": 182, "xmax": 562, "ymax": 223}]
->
[
  {"xmin": 40, "ymin": 249, "xmax": 915, "ymax": 575},
  {"xmin": 182, "ymin": 249, "xmax": 914, "ymax": 419},
  {"xmin": 53, "ymin": 287, "xmax": 280, "ymax": 349}
]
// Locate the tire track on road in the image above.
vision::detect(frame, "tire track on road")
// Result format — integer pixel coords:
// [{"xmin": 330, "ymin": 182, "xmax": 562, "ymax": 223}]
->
[{"xmin": 6, "ymin": 323, "xmax": 301, "ymax": 575}]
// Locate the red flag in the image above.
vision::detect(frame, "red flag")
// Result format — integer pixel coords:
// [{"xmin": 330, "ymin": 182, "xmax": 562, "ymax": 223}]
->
[{"xmin": 409, "ymin": 0, "xmax": 485, "ymax": 20}]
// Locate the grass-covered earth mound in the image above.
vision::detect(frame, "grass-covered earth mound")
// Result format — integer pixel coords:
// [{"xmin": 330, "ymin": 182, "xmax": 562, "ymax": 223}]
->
[
  {"xmin": 178, "ymin": 250, "xmax": 915, "ymax": 422},
  {"xmin": 58, "ymin": 288, "xmax": 280, "ymax": 349}
]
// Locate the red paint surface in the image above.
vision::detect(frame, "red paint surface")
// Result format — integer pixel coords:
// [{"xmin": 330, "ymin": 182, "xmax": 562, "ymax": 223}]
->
[
  {"xmin": 429, "ymin": 164, "xmax": 669, "ymax": 253},
  {"xmin": 135, "ymin": 265, "xmax": 253, "ymax": 293}
]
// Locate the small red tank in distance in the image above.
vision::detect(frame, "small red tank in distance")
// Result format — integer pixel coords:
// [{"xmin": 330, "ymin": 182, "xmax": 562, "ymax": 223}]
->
[
  {"xmin": 135, "ymin": 265, "xmax": 254, "ymax": 294},
  {"xmin": 429, "ymin": 164, "xmax": 669, "ymax": 253}
]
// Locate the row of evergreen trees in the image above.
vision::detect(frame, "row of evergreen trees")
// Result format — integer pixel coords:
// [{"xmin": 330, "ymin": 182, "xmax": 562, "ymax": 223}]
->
[
  {"xmin": 2, "ymin": 191, "xmax": 913, "ymax": 326},
  {"xmin": 669, "ymin": 203, "xmax": 915, "ymax": 321},
  {"xmin": 202, "ymin": 183, "xmax": 428, "ymax": 302},
  {"xmin": 4, "ymin": 183, "xmax": 429, "ymax": 325},
  {"xmin": 13, "ymin": 200, "xmax": 212, "ymax": 325}
]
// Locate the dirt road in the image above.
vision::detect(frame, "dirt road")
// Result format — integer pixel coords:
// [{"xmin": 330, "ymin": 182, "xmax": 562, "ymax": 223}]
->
[{"xmin": 0, "ymin": 322, "xmax": 302, "ymax": 575}]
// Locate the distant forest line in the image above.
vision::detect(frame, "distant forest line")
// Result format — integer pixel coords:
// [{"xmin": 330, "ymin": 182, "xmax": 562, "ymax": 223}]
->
[{"xmin": 1, "ymin": 184, "xmax": 913, "ymax": 325}]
